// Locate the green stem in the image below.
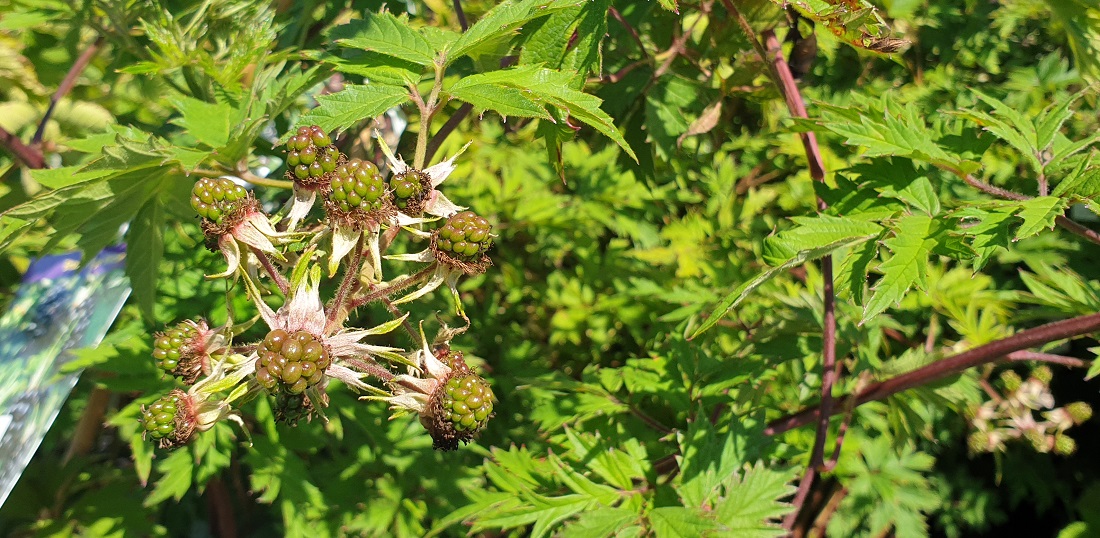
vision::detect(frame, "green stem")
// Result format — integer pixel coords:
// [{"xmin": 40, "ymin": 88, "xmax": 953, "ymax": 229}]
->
[{"xmin": 414, "ymin": 62, "xmax": 447, "ymax": 169}]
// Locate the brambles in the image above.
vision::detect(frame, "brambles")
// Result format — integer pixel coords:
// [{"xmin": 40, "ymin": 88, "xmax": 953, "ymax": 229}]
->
[
  {"xmin": 191, "ymin": 177, "xmax": 248, "ymax": 224},
  {"xmin": 255, "ymin": 329, "xmax": 330, "ymax": 395},
  {"xmin": 141, "ymin": 126, "xmax": 496, "ymax": 452}
]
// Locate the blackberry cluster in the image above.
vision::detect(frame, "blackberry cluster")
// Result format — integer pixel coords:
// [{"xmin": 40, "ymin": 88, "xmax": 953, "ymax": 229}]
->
[
  {"xmin": 434, "ymin": 211, "xmax": 493, "ymax": 263},
  {"xmin": 191, "ymin": 177, "xmax": 248, "ymax": 223},
  {"xmin": 152, "ymin": 323, "xmax": 198, "ymax": 375},
  {"xmin": 141, "ymin": 390, "xmax": 194, "ymax": 447},
  {"xmin": 389, "ymin": 169, "xmax": 429, "ymax": 214},
  {"xmin": 255, "ymin": 329, "xmax": 331, "ymax": 395},
  {"xmin": 328, "ymin": 159, "xmax": 387, "ymax": 214},
  {"xmin": 286, "ymin": 125, "xmax": 340, "ymax": 184}
]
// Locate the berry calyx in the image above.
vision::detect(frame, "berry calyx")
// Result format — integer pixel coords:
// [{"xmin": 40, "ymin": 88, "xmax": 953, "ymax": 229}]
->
[
  {"xmin": 255, "ymin": 329, "xmax": 331, "ymax": 395},
  {"xmin": 191, "ymin": 177, "xmax": 249, "ymax": 224},
  {"xmin": 431, "ymin": 211, "xmax": 493, "ymax": 274},
  {"xmin": 388, "ymin": 168, "xmax": 431, "ymax": 215},
  {"xmin": 285, "ymin": 125, "xmax": 341, "ymax": 189},
  {"xmin": 152, "ymin": 320, "xmax": 214, "ymax": 384},
  {"xmin": 424, "ymin": 350, "xmax": 494, "ymax": 451},
  {"xmin": 141, "ymin": 389, "xmax": 196, "ymax": 448}
]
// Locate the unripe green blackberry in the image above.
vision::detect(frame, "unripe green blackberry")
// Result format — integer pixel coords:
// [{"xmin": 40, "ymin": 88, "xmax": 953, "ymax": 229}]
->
[
  {"xmin": 1066, "ymin": 402, "xmax": 1092, "ymax": 424},
  {"xmin": 285, "ymin": 125, "xmax": 341, "ymax": 187},
  {"xmin": 255, "ymin": 329, "xmax": 330, "ymax": 395},
  {"xmin": 431, "ymin": 211, "xmax": 493, "ymax": 275},
  {"xmin": 141, "ymin": 389, "xmax": 195, "ymax": 448},
  {"xmin": 1054, "ymin": 434, "xmax": 1077, "ymax": 455},
  {"xmin": 388, "ymin": 168, "xmax": 430, "ymax": 214},
  {"xmin": 1000, "ymin": 370, "xmax": 1022, "ymax": 392},
  {"xmin": 424, "ymin": 350, "xmax": 494, "ymax": 451},
  {"xmin": 440, "ymin": 373, "xmax": 494, "ymax": 433},
  {"xmin": 328, "ymin": 159, "xmax": 386, "ymax": 214},
  {"xmin": 153, "ymin": 323, "xmax": 199, "ymax": 374},
  {"xmin": 191, "ymin": 177, "xmax": 248, "ymax": 223},
  {"xmin": 1031, "ymin": 365, "xmax": 1053, "ymax": 384}
]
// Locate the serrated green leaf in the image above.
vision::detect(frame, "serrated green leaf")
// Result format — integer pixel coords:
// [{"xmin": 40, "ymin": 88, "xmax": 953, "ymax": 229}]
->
[
  {"xmin": 957, "ymin": 90, "xmax": 1042, "ymax": 172},
  {"xmin": 446, "ymin": 0, "xmax": 587, "ymax": 64},
  {"xmin": 445, "ymin": 80, "xmax": 552, "ymax": 119},
  {"xmin": 127, "ymin": 197, "xmax": 165, "ymax": 320},
  {"xmin": 862, "ymin": 214, "xmax": 936, "ymax": 323},
  {"xmin": 453, "ymin": 67, "xmax": 635, "ymax": 160},
  {"xmin": 1014, "ymin": 196, "xmax": 1067, "ymax": 240},
  {"xmin": 170, "ymin": 97, "xmax": 233, "ymax": 149},
  {"xmin": 815, "ymin": 100, "xmax": 968, "ymax": 170},
  {"xmin": 561, "ymin": 507, "xmax": 640, "ymax": 538},
  {"xmin": 658, "ymin": 0, "xmax": 679, "ymax": 12},
  {"xmin": 292, "ymin": 84, "xmax": 410, "ymax": 140},
  {"xmin": 953, "ymin": 205, "xmax": 1017, "ymax": 270},
  {"xmin": 547, "ymin": 451, "xmax": 620, "ymax": 505},
  {"xmin": 472, "ymin": 494, "xmax": 594, "ymax": 538},
  {"xmin": 690, "ymin": 234, "xmax": 877, "ymax": 339},
  {"xmin": 1087, "ymin": 347, "xmax": 1100, "ymax": 380},
  {"xmin": 1036, "ymin": 92, "xmax": 1081, "ymax": 151},
  {"xmin": 144, "ymin": 449, "xmax": 193, "ymax": 505},
  {"xmin": 712, "ymin": 462, "xmax": 798, "ymax": 537},
  {"xmin": 30, "ymin": 165, "xmax": 112, "ymax": 189},
  {"xmin": 836, "ymin": 237, "xmax": 880, "ymax": 305},
  {"xmin": 649, "ymin": 507, "xmax": 716, "ymax": 538},
  {"xmin": 762, "ymin": 215, "xmax": 884, "ymax": 266},
  {"xmin": 328, "ymin": 11, "xmax": 437, "ymax": 66}
]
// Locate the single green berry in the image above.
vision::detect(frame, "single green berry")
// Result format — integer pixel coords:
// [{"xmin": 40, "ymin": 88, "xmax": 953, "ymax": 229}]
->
[
  {"xmin": 256, "ymin": 329, "xmax": 330, "ymax": 395},
  {"xmin": 1054, "ymin": 434, "xmax": 1077, "ymax": 455},
  {"xmin": 1032, "ymin": 365, "xmax": 1053, "ymax": 384},
  {"xmin": 1066, "ymin": 402, "xmax": 1092, "ymax": 424},
  {"xmin": 434, "ymin": 211, "xmax": 493, "ymax": 264},
  {"xmin": 328, "ymin": 159, "xmax": 386, "ymax": 214},
  {"xmin": 190, "ymin": 177, "xmax": 248, "ymax": 223},
  {"xmin": 1000, "ymin": 370, "xmax": 1022, "ymax": 392}
]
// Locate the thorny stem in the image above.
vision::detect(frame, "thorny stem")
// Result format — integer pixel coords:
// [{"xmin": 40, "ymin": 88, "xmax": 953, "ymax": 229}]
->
[
  {"xmin": 34, "ymin": 36, "xmax": 106, "ymax": 144},
  {"xmin": 424, "ymin": 102, "xmax": 473, "ymax": 166},
  {"xmin": 343, "ymin": 357, "xmax": 395, "ymax": 383},
  {"xmin": 452, "ymin": 0, "xmax": 468, "ymax": 31},
  {"xmin": 765, "ymin": 311, "xmax": 1100, "ymax": 435},
  {"xmin": 248, "ymin": 246, "xmax": 289, "ymax": 295},
  {"xmin": 326, "ymin": 235, "xmax": 365, "ymax": 333},
  {"xmin": 347, "ymin": 264, "xmax": 438, "ymax": 310},
  {"xmin": 947, "ymin": 167, "xmax": 1100, "ymax": 247},
  {"xmin": 414, "ymin": 62, "xmax": 448, "ymax": 170},
  {"xmin": 0, "ymin": 126, "xmax": 46, "ymax": 169},
  {"xmin": 380, "ymin": 295, "xmax": 420, "ymax": 342},
  {"xmin": 749, "ymin": 25, "xmax": 838, "ymax": 530}
]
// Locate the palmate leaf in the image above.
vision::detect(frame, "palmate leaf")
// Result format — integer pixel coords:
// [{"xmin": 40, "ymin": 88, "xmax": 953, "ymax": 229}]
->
[
  {"xmin": 712, "ymin": 462, "xmax": 798, "ymax": 538},
  {"xmin": 862, "ymin": 214, "xmax": 936, "ymax": 324},
  {"xmin": 328, "ymin": 10, "xmax": 437, "ymax": 66},
  {"xmin": 293, "ymin": 84, "xmax": 411, "ymax": 137},
  {"xmin": 1014, "ymin": 195, "xmax": 1067, "ymax": 240},
  {"xmin": 519, "ymin": 0, "xmax": 611, "ymax": 79}
]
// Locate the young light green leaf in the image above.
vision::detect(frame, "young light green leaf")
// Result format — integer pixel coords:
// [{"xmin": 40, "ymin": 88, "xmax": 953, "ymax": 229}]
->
[
  {"xmin": 1035, "ymin": 92, "xmax": 1081, "ymax": 151},
  {"xmin": 689, "ymin": 234, "xmax": 878, "ymax": 339},
  {"xmin": 143, "ymin": 449, "xmax": 193, "ymax": 506},
  {"xmin": 762, "ymin": 215, "xmax": 884, "ymax": 266},
  {"xmin": 1014, "ymin": 195, "xmax": 1067, "ymax": 240},
  {"xmin": 446, "ymin": 0, "xmax": 587, "ymax": 65},
  {"xmin": 815, "ymin": 100, "xmax": 963, "ymax": 170},
  {"xmin": 292, "ymin": 84, "xmax": 410, "ymax": 140},
  {"xmin": 451, "ymin": 67, "xmax": 636, "ymax": 160},
  {"xmin": 561, "ymin": 508, "xmax": 640, "ymax": 538},
  {"xmin": 328, "ymin": 11, "xmax": 437, "ymax": 66},
  {"xmin": 836, "ymin": 238, "xmax": 880, "ymax": 305},
  {"xmin": 170, "ymin": 97, "xmax": 234, "ymax": 149},
  {"xmin": 956, "ymin": 91, "xmax": 1042, "ymax": 173},
  {"xmin": 712, "ymin": 462, "xmax": 798, "ymax": 537},
  {"xmin": 861, "ymin": 214, "xmax": 936, "ymax": 324},
  {"xmin": 445, "ymin": 82, "xmax": 553, "ymax": 119}
]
